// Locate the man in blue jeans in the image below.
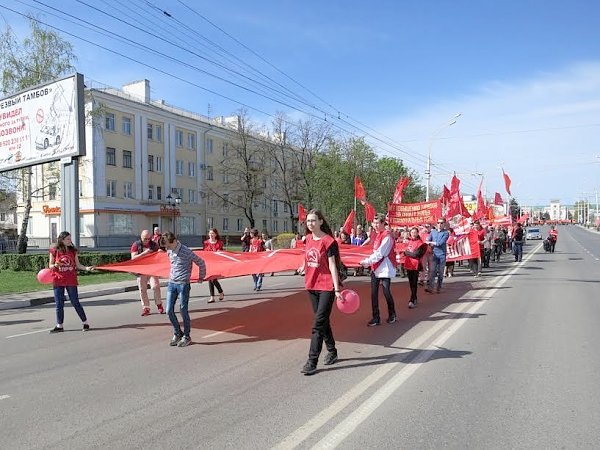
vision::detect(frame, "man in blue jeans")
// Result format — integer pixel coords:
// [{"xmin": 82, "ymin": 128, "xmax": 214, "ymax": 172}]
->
[
  {"xmin": 512, "ymin": 222, "xmax": 524, "ymax": 262},
  {"xmin": 162, "ymin": 232, "xmax": 206, "ymax": 347},
  {"xmin": 425, "ymin": 218, "xmax": 450, "ymax": 293}
]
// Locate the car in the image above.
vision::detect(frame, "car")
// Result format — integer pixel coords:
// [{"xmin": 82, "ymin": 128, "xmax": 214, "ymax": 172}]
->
[{"xmin": 526, "ymin": 227, "xmax": 542, "ymax": 240}]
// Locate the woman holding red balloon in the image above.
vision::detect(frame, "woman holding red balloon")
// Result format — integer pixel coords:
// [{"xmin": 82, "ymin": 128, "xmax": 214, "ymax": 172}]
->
[
  {"xmin": 48, "ymin": 231, "xmax": 94, "ymax": 333},
  {"xmin": 298, "ymin": 210, "xmax": 343, "ymax": 376},
  {"xmin": 403, "ymin": 227, "xmax": 428, "ymax": 309}
]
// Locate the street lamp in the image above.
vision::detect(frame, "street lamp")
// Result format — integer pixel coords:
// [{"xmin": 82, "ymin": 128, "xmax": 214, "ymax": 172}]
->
[
  {"xmin": 165, "ymin": 193, "xmax": 182, "ymax": 234},
  {"xmin": 425, "ymin": 113, "xmax": 461, "ymax": 201}
]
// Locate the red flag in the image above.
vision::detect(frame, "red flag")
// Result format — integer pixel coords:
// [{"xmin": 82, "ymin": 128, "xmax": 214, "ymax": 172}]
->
[
  {"xmin": 364, "ymin": 201, "xmax": 376, "ymax": 222},
  {"xmin": 342, "ymin": 210, "xmax": 356, "ymax": 235},
  {"xmin": 502, "ymin": 170, "xmax": 512, "ymax": 196},
  {"xmin": 441, "ymin": 185, "xmax": 451, "ymax": 204},
  {"xmin": 494, "ymin": 192, "xmax": 504, "ymax": 206},
  {"xmin": 475, "ymin": 179, "xmax": 487, "ymax": 219},
  {"xmin": 354, "ymin": 176, "xmax": 366, "ymax": 202},
  {"xmin": 392, "ymin": 176, "xmax": 410, "ymax": 204},
  {"xmin": 450, "ymin": 174, "xmax": 460, "ymax": 194},
  {"xmin": 298, "ymin": 202, "xmax": 307, "ymax": 222},
  {"xmin": 447, "ymin": 175, "xmax": 471, "ymax": 218}
]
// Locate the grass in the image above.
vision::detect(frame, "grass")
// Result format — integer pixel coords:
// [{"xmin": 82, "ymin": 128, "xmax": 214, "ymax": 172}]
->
[{"xmin": 0, "ymin": 270, "xmax": 136, "ymax": 295}]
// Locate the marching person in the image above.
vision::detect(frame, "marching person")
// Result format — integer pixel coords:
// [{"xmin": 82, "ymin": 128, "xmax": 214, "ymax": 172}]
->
[
  {"xmin": 512, "ymin": 222, "xmax": 525, "ymax": 262},
  {"xmin": 298, "ymin": 210, "xmax": 343, "ymax": 375},
  {"xmin": 360, "ymin": 213, "xmax": 397, "ymax": 326},
  {"xmin": 249, "ymin": 228, "xmax": 266, "ymax": 291},
  {"xmin": 241, "ymin": 227, "xmax": 251, "ymax": 252},
  {"xmin": 403, "ymin": 226, "xmax": 428, "ymax": 309},
  {"xmin": 162, "ymin": 232, "xmax": 206, "ymax": 348},
  {"xmin": 204, "ymin": 228, "xmax": 225, "ymax": 303},
  {"xmin": 425, "ymin": 218, "xmax": 450, "ymax": 293},
  {"xmin": 548, "ymin": 225, "xmax": 558, "ymax": 253},
  {"xmin": 48, "ymin": 231, "xmax": 94, "ymax": 333},
  {"xmin": 131, "ymin": 230, "xmax": 164, "ymax": 316}
]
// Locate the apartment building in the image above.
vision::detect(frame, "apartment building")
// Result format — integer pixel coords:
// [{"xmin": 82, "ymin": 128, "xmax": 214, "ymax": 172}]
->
[{"xmin": 23, "ymin": 79, "xmax": 294, "ymax": 248}]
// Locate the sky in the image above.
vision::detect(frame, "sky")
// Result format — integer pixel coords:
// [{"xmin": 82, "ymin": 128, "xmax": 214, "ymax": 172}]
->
[{"xmin": 2, "ymin": 0, "xmax": 599, "ymax": 207}]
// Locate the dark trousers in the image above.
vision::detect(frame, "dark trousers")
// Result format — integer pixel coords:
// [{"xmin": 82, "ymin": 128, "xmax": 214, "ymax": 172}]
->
[
  {"xmin": 483, "ymin": 248, "xmax": 491, "ymax": 267},
  {"xmin": 550, "ymin": 239, "xmax": 556, "ymax": 252},
  {"xmin": 307, "ymin": 290, "xmax": 336, "ymax": 362},
  {"xmin": 370, "ymin": 273, "xmax": 396, "ymax": 320},
  {"xmin": 208, "ymin": 279, "xmax": 223, "ymax": 296},
  {"xmin": 407, "ymin": 270, "xmax": 419, "ymax": 302},
  {"xmin": 53, "ymin": 285, "xmax": 87, "ymax": 325}
]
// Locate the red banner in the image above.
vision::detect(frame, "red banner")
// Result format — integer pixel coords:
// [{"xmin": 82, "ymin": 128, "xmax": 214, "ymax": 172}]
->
[
  {"xmin": 446, "ymin": 230, "xmax": 481, "ymax": 262},
  {"xmin": 387, "ymin": 201, "xmax": 441, "ymax": 227}
]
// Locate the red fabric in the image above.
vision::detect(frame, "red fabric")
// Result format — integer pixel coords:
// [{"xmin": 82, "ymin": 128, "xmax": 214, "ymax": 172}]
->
[
  {"xmin": 475, "ymin": 180, "xmax": 487, "ymax": 220},
  {"xmin": 494, "ymin": 192, "xmax": 504, "ymax": 206},
  {"xmin": 446, "ymin": 230, "xmax": 481, "ymax": 262},
  {"xmin": 503, "ymin": 170, "xmax": 512, "ymax": 196},
  {"xmin": 392, "ymin": 177, "xmax": 410, "ymax": 204},
  {"xmin": 303, "ymin": 234, "xmax": 335, "ymax": 291},
  {"xmin": 203, "ymin": 239, "xmax": 224, "ymax": 251},
  {"xmin": 354, "ymin": 176, "xmax": 366, "ymax": 202},
  {"xmin": 298, "ymin": 203, "xmax": 307, "ymax": 222},
  {"xmin": 549, "ymin": 229, "xmax": 558, "ymax": 241},
  {"xmin": 395, "ymin": 238, "xmax": 408, "ymax": 265},
  {"xmin": 342, "ymin": 210, "xmax": 356, "ymax": 235},
  {"xmin": 447, "ymin": 175, "xmax": 471, "ymax": 218},
  {"xmin": 50, "ymin": 247, "xmax": 78, "ymax": 287},
  {"xmin": 441, "ymin": 185, "xmax": 451, "ymax": 204},
  {"xmin": 371, "ymin": 230, "xmax": 395, "ymax": 271},
  {"xmin": 403, "ymin": 238, "xmax": 426, "ymax": 271},
  {"xmin": 364, "ymin": 201, "xmax": 376, "ymax": 222},
  {"xmin": 249, "ymin": 238, "xmax": 265, "ymax": 253}
]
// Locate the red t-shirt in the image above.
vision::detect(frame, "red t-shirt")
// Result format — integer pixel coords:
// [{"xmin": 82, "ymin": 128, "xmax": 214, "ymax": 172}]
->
[
  {"xmin": 304, "ymin": 234, "xmax": 337, "ymax": 291},
  {"xmin": 204, "ymin": 239, "xmax": 224, "ymax": 251},
  {"xmin": 50, "ymin": 247, "xmax": 78, "ymax": 287},
  {"xmin": 249, "ymin": 238, "xmax": 265, "ymax": 253}
]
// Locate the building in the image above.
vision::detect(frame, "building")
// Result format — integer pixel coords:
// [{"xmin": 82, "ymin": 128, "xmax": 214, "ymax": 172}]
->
[{"xmin": 21, "ymin": 79, "xmax": 296, "ymax": 249}]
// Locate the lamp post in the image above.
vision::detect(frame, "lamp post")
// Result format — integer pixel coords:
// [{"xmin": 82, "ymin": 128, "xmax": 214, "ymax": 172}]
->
[
  {"xmin": 166, "ymin": 193, "xmax": 182, "ymax": 234},
  {"xmin": 425, "ymin": 113, "xmax": 462, "ymax": 201}
]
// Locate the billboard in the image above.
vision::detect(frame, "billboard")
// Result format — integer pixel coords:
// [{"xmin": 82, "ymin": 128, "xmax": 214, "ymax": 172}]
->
[{"xmin": 0, "ymin": 74, "xmax": 85, "ymax": 172}]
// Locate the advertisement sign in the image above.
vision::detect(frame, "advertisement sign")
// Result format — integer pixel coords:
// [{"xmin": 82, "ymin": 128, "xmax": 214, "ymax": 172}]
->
[
  {"xmin": 387, "ymin": 200, "xmax": 441, "ymax": 227},
  {"xmin": 0, "ymin": 74, "xmax": 84, "ymax": 172}
]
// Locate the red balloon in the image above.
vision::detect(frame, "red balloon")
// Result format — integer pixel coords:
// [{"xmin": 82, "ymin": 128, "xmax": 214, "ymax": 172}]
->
[
  {"xmin": 337, "ymin": 289, "xmax": 360, "ymax": 314},
  {"xmin": 37, "ymin": 268, "xmax": 55, "ymax": 284}
]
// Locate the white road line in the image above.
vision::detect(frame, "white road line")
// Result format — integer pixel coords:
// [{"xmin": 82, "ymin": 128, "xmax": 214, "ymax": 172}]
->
[
  {"xmin": 0, "ymin": 395, "xmax": 10, "ymax": 401},
  {"xmin": 5, "ymin": 329, "xmax": 50, "ymax": 339},
  {"xmin": 275, "ymin": 244, "xmax": 540, "ymax": 450},
  {"xmin": 201, "ymin": 325, "xmax": 244, "ymax": 339}
]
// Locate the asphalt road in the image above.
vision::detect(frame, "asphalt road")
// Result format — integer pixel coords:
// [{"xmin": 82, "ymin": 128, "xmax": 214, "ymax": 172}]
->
[{"xmin": 1, "ymin": 226, "xmax": 599, "ymax": 449}]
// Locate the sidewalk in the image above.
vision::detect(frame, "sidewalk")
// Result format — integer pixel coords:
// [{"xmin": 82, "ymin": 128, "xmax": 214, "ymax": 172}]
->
[{"xmin": 0, "ymin": 280, "xmax": 143, "ymax": 311}]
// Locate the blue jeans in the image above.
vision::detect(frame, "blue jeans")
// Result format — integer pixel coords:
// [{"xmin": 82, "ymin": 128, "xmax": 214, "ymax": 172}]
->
[
  {"xmin": 53, "ymin": 285, "xmax": 87, "ymax": 325},
  {"xmin": 252, "ymin": 274, "xmax": 263, "ymax": 289},
  {"xmin": 513, "ymin": 241, "xmax": 523, "ymax": 261},
  {"xmin": 428, "ymin": 253, "xmax": 446, "ymax": 290},
  {"xmin": 166, "ymin": 282, "xmax": 191, "ymax": 337}
]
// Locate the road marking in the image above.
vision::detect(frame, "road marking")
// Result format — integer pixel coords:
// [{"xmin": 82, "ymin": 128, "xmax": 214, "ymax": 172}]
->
[
  {"xmin": 0, "ymin": 395, "xmax": 10, "ymax": 401},
  {"xmin": 202, "ymin": 325, "xmax": 244, "ymax": 339},
  {"xmin": 5, "ymin": 329, "xmax": 50, "ymax": 339},
  {"xmin": 275, "ymin": 244, "xmax": 540, "ymax": 450}
]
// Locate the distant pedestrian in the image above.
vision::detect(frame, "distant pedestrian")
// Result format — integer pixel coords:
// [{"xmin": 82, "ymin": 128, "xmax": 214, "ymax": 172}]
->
[
  {"xmin": 249, "ymin": 229, "xmax": 266, "ymax": 291},
  {"xmin": 425, "ymin": 218, "xmax": 449, "ymax": 293},
  {"xmin": 131, "ymin": 230, "xmax": 164, "ymax": 316},
  {"xmin": 48, "ymin": 231, "xmax": 94, "ymax": 333},
  {"xmin": 298, "ymin": 210, "xmax": 343, "ymax": 375},
  {"xmin": 512, "ymin": 223, "xmax": 524, "ymax": 262},
  {"xmin": 162, "ymin": 232, "xmax": 206, "ymax": 347},
  {"xmin": 548, "ymin": 226, "xmax": 558, "ymax": 252},
  {"xmin": 204, "ymin": 228, "xmax": 225, "ymax": 303}
]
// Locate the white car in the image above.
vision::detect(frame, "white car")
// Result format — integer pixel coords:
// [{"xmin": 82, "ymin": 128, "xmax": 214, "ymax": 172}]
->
[{"xmin": 526, "ymin": 227, "xmax": 542, "ymax": 240}]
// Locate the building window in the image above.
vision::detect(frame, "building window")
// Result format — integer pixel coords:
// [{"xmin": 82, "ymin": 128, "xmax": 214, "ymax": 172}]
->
[
  {"xmin": 147, "ymin": 123, "xmax": 153, "ymax": 139},
  {"xmin": 222, "ymin": 173, "xmax": 229, "ymax": 184},
  {"xmin": 106, "ymin": 147, "xmax": 116, "ymax": 166},
  {"xmin": 123, "ymin": 150, "xmax": 133, "ymax": 168},
  {"xmin": 122, "ymin": 116, "xmax": 131, "ymax": 135},
  {"xmin": 187, "ymin": 133, "xmax": 196, "ymax": 150},
  {"xmin": 222, "ymin": 143, "xmax": 228, "ymax": 157},
  {"xmin": 48, "ymin": 183, "xmax": 57, "ymax": 200},
  {"xmin": 175, "ymin": 160, "xmax": 184, "ymax": 175},
  {"xmin": 156, "ymin": 156, "xmax": 163, "ymax": 173},
  {"xmin": 188, "ymin": 189, "xmax": 197, "ymax": 204},
  {"xmin": 108, "ymin": 214, "xmax": 134, "ymax": 234},
  {"xmin": 262, "ymin": 219, "xmax": 267, "ymax": 231},
  {"xmin": 223, "ymin": 217, "xmax": 229, "ymax": 231},
  {"xmin": 106, "ymin": 180, "xmax": 117, "ymax": 197},
  {"xmin": 222, "ymin": 194, "xmax": 229, "ymax": 211},
  {"xmin": 155, "ymin": 125, "xmax": 162, "ymax": 142},
  {"xmin": 176, "ymin": 130, "xmax": 184, "ymax": 147},
  {"xmin": 148, "ymin": 185, "xmax": 154, "ymax": 200},
  {"xmin": 148, "ymin": 155, "xmax": 154, "ymax": 172},
  {"xmin": 206, "ymin": 138, "xmax": 213, "ymax": 154},
  {"xmin": 206, "ymin": 166, "xmax": 213, "ymax": 181},
  {"xmin": 207, "ymin": 217, "xmax": 214, "ymax": 229},
  {"xmin": 179, "ymin": 216, "xmax": 195, "ymax": 235},
  {"xmin": 284, "ymin": 203, "xmax": 289, "ymax": 213},
  {"xmin": 105, "ymin": 112, "xmax": 115, "ymax": 131},
  {"xmin": 237, "ymin": 218, "xmax": 244, "ymax": 231},
  {"xmin": 124, "ymin": 182, "xmax": 134, "ymax": 199},
  {"xmin": 78, "ymin": 180, "xmax": 83, "ymax": 197},
  {"xmin": 284, "ymin": 220, "xmax": 289, "ymax": 232},
  {"xmin": 273, "ymin": 199, "xmax": 279, "ymax": 216},
  {"xmin": 188, "ymin": 162, "xmax": 195, "ymax": 177},
  {"xmin": 273, "ymin": 221, "xmax": 279, "ymax": 232},
  {"xmin": 156, "ymin": 186, "xmax": 162, "ymax": 201}
]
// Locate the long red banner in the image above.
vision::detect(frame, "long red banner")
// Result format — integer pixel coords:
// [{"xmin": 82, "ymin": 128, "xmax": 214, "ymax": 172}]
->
[{"xmin": 387, "ymin": 201, "xmax": 441, "ymax": 227}]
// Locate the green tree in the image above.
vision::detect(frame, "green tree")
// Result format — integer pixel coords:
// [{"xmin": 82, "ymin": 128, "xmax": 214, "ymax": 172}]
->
[{"xmin": 0, "ymin": 17, "xmax": 77, "ymax": 252}]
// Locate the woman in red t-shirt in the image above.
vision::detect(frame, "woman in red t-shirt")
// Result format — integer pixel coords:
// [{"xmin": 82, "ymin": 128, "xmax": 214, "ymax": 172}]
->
[
  {"xmin": 203, "ymin": 228, "xmax": 225, "ymax": 303},
  {"xmin": 249, "ymin": 229, "xmax": 266, "ymax": 291},
  {"xmin": 298, "ymin": 210, "xmax": 343, "ymax": 376},
  {"xmin": 48, "ymin": 231, "xmax": 94, "ymax": 332}
]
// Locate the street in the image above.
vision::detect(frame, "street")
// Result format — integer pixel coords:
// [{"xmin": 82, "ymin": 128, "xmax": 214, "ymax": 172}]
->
[{"xmin": 1, "ymin": 226, "xmax": 599, "ymax": 449}]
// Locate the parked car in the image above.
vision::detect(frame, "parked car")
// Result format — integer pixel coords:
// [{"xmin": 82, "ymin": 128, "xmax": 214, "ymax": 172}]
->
[{"xmin": 526, "ymin": 227, "xmax": 542, "ymax": 240}]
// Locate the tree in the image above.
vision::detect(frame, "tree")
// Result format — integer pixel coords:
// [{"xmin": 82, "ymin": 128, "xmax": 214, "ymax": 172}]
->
[
  {"xmin": 509, "ymin": 198, "xmax": 521, "ymax": 221},
  {"xmin": 0, "ymin": 17, "xmax": 77, "ymax": 252}
]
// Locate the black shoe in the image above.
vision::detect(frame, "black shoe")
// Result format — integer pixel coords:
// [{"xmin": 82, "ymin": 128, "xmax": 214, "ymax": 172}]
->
[
  {"xmin": 170, "ymin": 333, "xmax": 182, "ymax": 347},
  {"xmin": 386, "ymin": 314, "xmax": 397, "ymax": 324},
  {"xmin": 323, "ymin": 351, "xmax": 338, "ymax": 366},
  {"xmin": 367, "ymin": 318, "xmax": 380, "ymax": 327},
  {"xmin": 82, "ymin": 324, "xmax": 90, "ymax": 331},
  {"xmin": 50, "ymin": 326, "xmax": 64, "ymax": 333},
  {"xmin": 301, "ymin": 360, "xmax": 317, "ymax": 375}
]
